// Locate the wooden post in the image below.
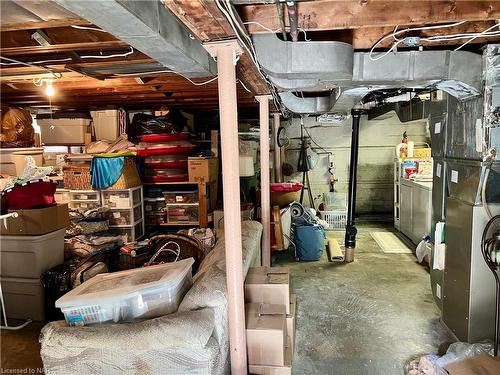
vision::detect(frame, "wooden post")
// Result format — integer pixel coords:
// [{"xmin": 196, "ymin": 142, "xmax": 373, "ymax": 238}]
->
[
  {"xmin": 204, "ymin": 40, "xmax": 247, "ymax": 374},
  {"xmin": 256, "ymin": 95, "xmax": 272, "ymax": 267}
]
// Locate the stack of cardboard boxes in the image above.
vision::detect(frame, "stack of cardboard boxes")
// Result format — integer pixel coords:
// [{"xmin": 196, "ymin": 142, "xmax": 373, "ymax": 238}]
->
[{"xmin": 244, "ymin": 266, "xmax": 296, "ymax": 374}]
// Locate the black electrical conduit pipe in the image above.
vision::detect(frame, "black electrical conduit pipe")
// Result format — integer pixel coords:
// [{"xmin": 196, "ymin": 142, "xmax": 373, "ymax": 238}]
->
[{"xmin": 344, "ymin": 108, "xmax": 362, "ymax": 263}]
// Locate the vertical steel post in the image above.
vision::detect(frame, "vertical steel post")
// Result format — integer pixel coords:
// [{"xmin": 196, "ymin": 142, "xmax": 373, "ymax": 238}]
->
[
  {"xmin": 204, "ymin": 40, "xmax": 247, "ymax": 374},
  {"xmin": 257, "ymin": 95, "xmax": 272, "ymax": 267},
  {"xmin": 344, "ymin": 108, "xmax": 362, "ymax": 263},
  {"xmin": 273, "ymin": 112, "xmax": 282, "ymax": 183}
]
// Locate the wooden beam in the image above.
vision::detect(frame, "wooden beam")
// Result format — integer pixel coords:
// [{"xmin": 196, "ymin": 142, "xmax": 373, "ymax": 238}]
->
[
  {"xmin": 163, "ymin": 0, "xmax": 269, "ymax": 95},
  {"xmin": 0, "ymin": 18, "xmax": 92, "ymax": 32},
  {"xmin": 350, "ymin": 21, "xmax": 500, "ymax": 49},
  {"xmin": 1, "ymin": 40, "xmax": 129, "ymax": 56},
  {"xmin": 239, "ymin": 0, "xmax": 500, "ymax": 33}
]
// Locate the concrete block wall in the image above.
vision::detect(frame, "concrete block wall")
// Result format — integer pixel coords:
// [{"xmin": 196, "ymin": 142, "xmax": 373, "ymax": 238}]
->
[{"xmin": 281, "ymin": 112, "xmax": 429, "ymax": 214}]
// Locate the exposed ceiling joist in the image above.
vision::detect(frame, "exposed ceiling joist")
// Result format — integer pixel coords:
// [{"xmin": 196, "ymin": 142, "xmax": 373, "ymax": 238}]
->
[
  {"xmin": 0, "ymin": 18, "xmax": 92, "ymax": 32},
  {"xmin": 1, "ymin": 40, "xmax": 129, "ymax": 56},
  {"xmin": 163, "ymin": 0, "xmax": 270, "ymax": 95},
  {"xmin": 239, "ymin": 0, "xmax": 500, "ymax": 33}
]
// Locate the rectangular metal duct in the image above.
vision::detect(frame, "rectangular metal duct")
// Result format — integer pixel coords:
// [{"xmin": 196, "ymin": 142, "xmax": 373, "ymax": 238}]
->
[{"xmin": 55, "ymin": 0, "xmax": 215, "ymax": 77}]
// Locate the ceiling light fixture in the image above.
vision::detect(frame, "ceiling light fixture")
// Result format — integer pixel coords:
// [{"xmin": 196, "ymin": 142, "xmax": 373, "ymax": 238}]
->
[{"xmin": 44, "ymin": 80, "xmax": 55, "ymax": 97}]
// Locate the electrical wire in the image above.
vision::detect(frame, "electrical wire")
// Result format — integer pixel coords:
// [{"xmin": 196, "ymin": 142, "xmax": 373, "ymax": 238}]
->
[
  {"xmin": 300, "ymin": 116, "xmax": 331, "ymax": 154},
  {"xmin": 369, "ymin": 21, "xmax": 500, "ymax": 61},
  {"xmin": 112, "ymin": 69, "xmax": 218, "ymax": 86},
  {"xmin": 0, "ymin": 56, "xmax": 62, "ymax": 79},
  {"xmin": 455, "ymin": 22, "xmax": 500, "ymax": 50},
  {"xmin": 70, "ymin": 25, "xmax": 108, "ymax": 32},
  {"xmin": 80, "ymin": 46, "xmax": 135, "ymax": 59},
  {"xmin": 0, "ymin": 57, "xmax": 72, "ymax": 66}
]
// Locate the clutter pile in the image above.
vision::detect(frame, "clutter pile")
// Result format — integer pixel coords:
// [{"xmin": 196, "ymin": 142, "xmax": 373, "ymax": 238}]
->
[{"xmin": 405, "ymin": 341, "xmax": 498, "ymax": 375}]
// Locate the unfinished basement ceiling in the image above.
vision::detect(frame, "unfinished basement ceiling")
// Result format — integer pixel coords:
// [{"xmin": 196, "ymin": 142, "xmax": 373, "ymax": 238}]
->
[{"xmin": 1, "ymin": 0, "xmax": 500, "ymax": 113}]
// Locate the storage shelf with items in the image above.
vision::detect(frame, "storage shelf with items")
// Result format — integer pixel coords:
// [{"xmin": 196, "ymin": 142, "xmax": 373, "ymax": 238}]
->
[
  {"xmin": 143, "ymin": 182, "xmax": 213, "ymax": 228},
  {"xmin": 100, "ymin": 186, "xmax": 145, "ymax": 242}
]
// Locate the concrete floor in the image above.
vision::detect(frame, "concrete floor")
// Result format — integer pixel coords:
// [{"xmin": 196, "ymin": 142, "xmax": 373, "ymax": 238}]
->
[
  {"xmin": 274, "ymin": 222, "xmax": 456, "ymax": 375},
  {"xmin": 1, "ymin": 222, "xmax": 455, "ymax": 374}
]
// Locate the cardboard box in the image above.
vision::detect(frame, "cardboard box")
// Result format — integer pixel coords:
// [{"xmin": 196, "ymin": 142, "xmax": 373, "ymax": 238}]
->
[
  {"xmin": 188, "ymin": 157, "xmax": 218, "ymax": 182},
  {"xmin": 249, "ymin": 337, "xmax": 293, "ymax": 375},
  {"xmin": 443, "ymin": 354, "xmax": 500, "ymax": 375},
  {"xmin": 245, "ymin": 267, "xmax": 290, "ymax": 314},
  {"xmin": 0, "ymin": 204, "xmax": 69, "ymax": 235},
  {"xmin": 287, "ymin": 294, "xmax": 297, "ymax": 350},
  {"xmin": 246, "ymin": 303, "xmax": 287, "ymax": 366}
]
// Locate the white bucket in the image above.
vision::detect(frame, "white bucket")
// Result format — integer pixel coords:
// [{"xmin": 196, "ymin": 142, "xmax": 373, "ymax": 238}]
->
[{"xmin": 11, "ymin": 150, "xmax": 43, "ymax": 176}]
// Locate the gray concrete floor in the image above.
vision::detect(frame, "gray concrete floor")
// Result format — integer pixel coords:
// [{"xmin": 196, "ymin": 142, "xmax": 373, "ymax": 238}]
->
[{"xmin": 274, "ymin": 222, "xmax": 456, "ymax": 375}]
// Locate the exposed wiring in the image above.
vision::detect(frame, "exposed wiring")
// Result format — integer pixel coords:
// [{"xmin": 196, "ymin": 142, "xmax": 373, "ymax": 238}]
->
[
  {"xmin": 455, "ymin": 22, "xmax": 500, "ymax": 50},
  {"xmin": 242, "ymin": 21, "xmax": 278, "ymax": 34},
  {"xmin": 0, "ymin": 56, "xmax": 62, "ymax": 79},
  {"xmin": 0, "ymin": 57, "xmax": 72, "ymax": 66},
  {"xmin": 70, "ymin": 25, "xmax": 108, "ymax": 32},
  {"xmin": 80, "ymin": 46, "xmax": 135, "ymax": 59},
  {"xmin": 300, "ymin": 116, "xmax": 331, "ymax": 154},
  {"xmin": 237, "ymin": 79, "xmax": 252, "ymax": 93},
  {"xmin": 369, "ymin": 20, "xmax": 500, "ymax": 61},
  {"xmin": 369, "ymin": 21, "xmax": 467, "ymax": 61},
  {"xmin": 215, "ymin": 0, "xmax": 286, "ymax": 113},
  {"xmin": 112, "ymin": 69, "xmax": 218, "ymax": 86}
]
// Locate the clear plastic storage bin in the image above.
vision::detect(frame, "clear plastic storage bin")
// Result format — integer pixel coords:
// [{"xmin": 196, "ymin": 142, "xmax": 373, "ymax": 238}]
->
[
  {"xmin": 111, "ymin": 222, "xmax": 144, "ymax": 242},
  {"xmin": 164, "ymin": 190, "xmax": 198, "ymax": 204},
  {"xmin": 144, "ymin": 198, "xmax": 166, "ymax": 213},
  {"xmin": 56, "ymin": 258, "xmax": 194, "ymax": 326},
  {"xmin": 101, "ymin": 187, "xmax": 141, "ymax": 209},
  {"xmin": 105, "ymin": 210, "xmax": 132, "ymax": 226},
  {"xmin": 166, "ymin": 204, "xmax": 199, "ymax": 223}
]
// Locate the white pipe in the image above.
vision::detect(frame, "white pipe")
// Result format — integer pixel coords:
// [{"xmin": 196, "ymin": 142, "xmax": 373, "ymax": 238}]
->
[
  {"xmin": 273, "ymin": 112, "xmax": 282, "ymax": 183},
  {"xmin": 257, "ymin": 95, "xmax": 272, "ymax": 267},
  {"xmin": 213, "ymin": 42, "xmax": 248, "ymax": 374}
]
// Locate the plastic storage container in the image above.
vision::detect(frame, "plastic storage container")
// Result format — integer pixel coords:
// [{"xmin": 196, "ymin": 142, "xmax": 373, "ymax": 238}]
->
[
  {"xmin": 70, "ymin": 190, "xmax": 100, "ymax": 201},
  {"xmin": 91, "ymin": 109, "xmax": 121, "ymax": 141},
  {"xmin": 55, "ymin": 189, "xmax": 71, "ymax": 204},
  {"xmin": 166, "ymin": 204, "xmax": 199, "ymax": 223},
  {"xmin": 144, "ymin": 197, "xmax": 166, "ymax": 213},
  {"xmin": 319, "ymin": 210, "xmax": 348, "ymax": 230},
  {"xmin": 136, "ymin": 142, "xmax": 197, "ymax": 157},
  {"xmin": 144, "ymin": 155, "xmax": 188, "ymax": 169},
  {"xmin": 1, "ymin": 277, "xmax": 45, "ymax": 321},
  {"xmin": 37, "ymin": 117, "xmax": 91, "ymax": 145},
  {"xmin": 56, "ymin": 258, "xmax": 194, "ymax": 325},
  {"xmin": 101, "ymin": 187, "xmax": 141, "ymax": 209},
  {"xmin": 111, "ymin": 221, "xmax": 144, "ymax": 242},
  {"xmin": 145, "ymin": 213, "xmax": 167, "ymax": 226},
  {"xmin": 164, "ymin": 190, "xmax": 198, "ymax": 204},
  {"xmin": 144, "ymin": 168, "xmax": 189, "ymax": 183},
  {"xmin": 69, "ymin": 200, "xmax": 101, "ymax": 211},
  {"xmin": 0, "ymin": 228, "xmax": 65, "ymax": 278}
]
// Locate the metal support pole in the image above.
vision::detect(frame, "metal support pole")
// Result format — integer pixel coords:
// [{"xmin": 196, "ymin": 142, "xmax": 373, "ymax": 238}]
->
[
  {"xmin": 204, "ymin": 40, "xmax": 247, "ymax": 374},
  {"xmin": 257, "ymin": 95, "xmax": 272, "ymax": 267},
  {"xmin": 273, "ymin": 112, "xmax": 282, "ymax": 183},
  {"xmin": 344, "ymin": 108, "xmax": 362, "ymax": 263}
]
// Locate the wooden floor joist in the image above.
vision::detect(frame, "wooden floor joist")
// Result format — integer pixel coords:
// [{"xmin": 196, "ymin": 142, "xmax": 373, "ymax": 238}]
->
[{"xmin": 163, "ymin": 0, "xmax": 270, "ymax": 95}]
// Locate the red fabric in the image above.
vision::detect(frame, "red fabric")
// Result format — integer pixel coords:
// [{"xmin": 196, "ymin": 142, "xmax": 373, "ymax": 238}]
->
[{"xmin": 5, "ymin": 181, "xmax": 57, "ymax": 210}]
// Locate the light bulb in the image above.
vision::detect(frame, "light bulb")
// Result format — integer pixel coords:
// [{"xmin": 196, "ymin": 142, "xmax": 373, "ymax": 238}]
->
[{"xmin": 45, "ymin": 83, "xmax": 55, "ymax": 97}]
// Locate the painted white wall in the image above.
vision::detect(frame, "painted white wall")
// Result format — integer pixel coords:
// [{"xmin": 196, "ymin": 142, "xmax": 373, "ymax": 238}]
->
[{"xmin": 282, "ymin": 112, "xmax": 429, "ymax": 214}]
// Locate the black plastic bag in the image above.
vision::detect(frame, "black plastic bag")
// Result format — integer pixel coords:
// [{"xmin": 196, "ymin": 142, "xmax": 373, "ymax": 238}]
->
[{"xmin": 128, "ymin": 111, "xmax": 186, "ymax": 142}]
